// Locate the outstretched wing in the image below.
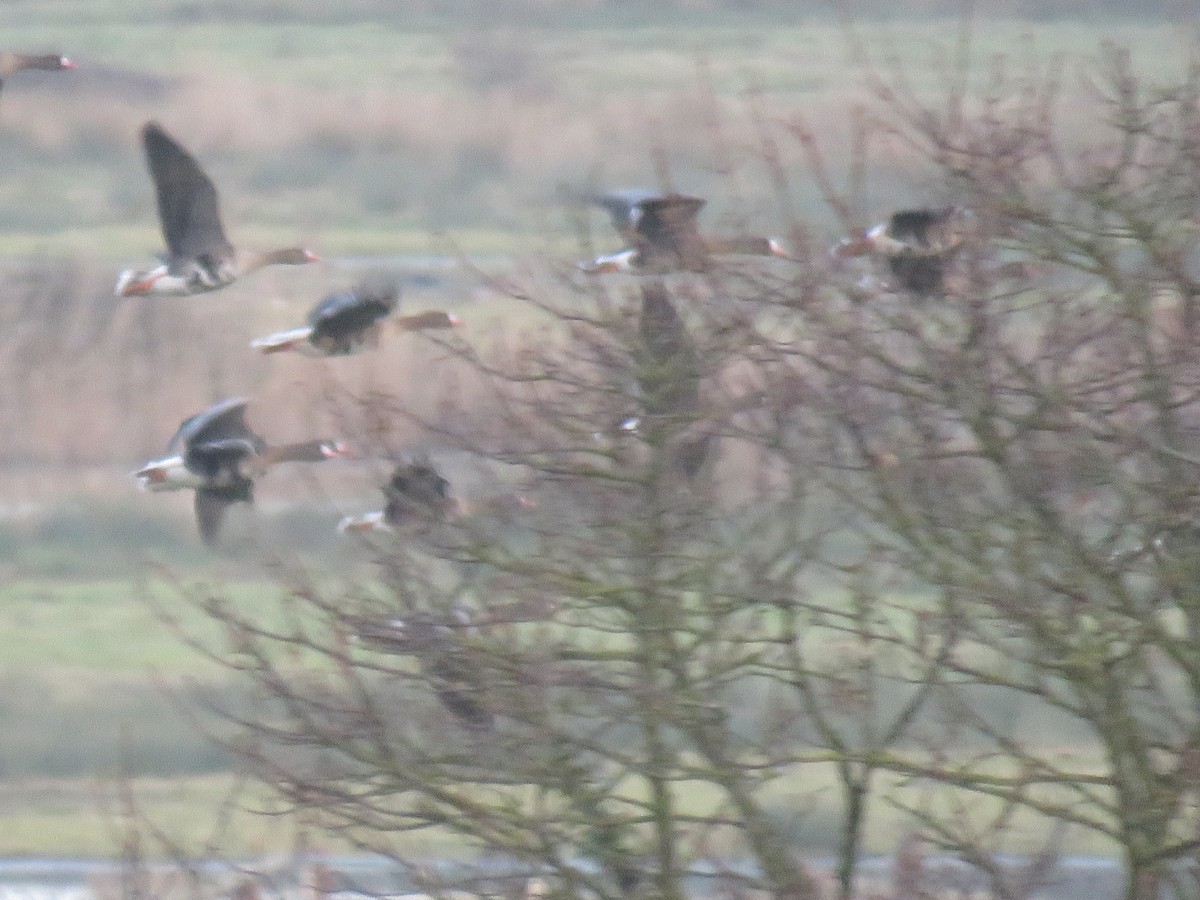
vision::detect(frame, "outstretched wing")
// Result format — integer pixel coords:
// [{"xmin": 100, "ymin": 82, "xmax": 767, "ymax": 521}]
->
[
  {"xmin": 165, "ymin": 397, "xmax": 254, "ymax": 453},
  {"xmin": 194, "ymin": 481, "xmax": 253, "ymax": 547},
  {"xmin": 194, "ymin": 489, "xmax": 231, "ymax": 547},
  {"xmin": 385, "ymin": 461, "xmax": 453, "ymax": 523},
  {"xmin": 887, "ymin": 207, "xmax": 972, "ymax": 255},
  {"xmin": 141, "ymin": 121, "xmax": 234, "ymax": 263},
  {"xmin": 308, "ymin": 283, "xmax": 398, "ymax": 344},
  {"xmin": 638, "ymin": 281, "xmax": 700, "ymax": 420},
  {"xmin": 633, "ymin": 194, "xmax": 707, "ymax": 257},
  {"xmin": 592, "ymin": 189, "xmax": 664, "ymax": 243},
  {"xmin": 185, "ymin": 438, "xmax": 258, "ymax": 480}
]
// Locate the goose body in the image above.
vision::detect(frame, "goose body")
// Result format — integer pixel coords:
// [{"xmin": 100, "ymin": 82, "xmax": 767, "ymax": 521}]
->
[
  {"xmin": 582, "ymin": 191, "xmax": 788, "ymax": 274},
  {"xmin": 116, "ymin": 122, "xmax": 318, "ymax": 297},
  {"xmin": 136, "ymin": 397, "xmax": 350, "ymax": 545},
  {"xmin": 339, "ymin": 461, "xmax": 456, "ymax": 532},
  {"xmin": 250, "ymin": 283, "xmax": 460, "ymax": 356},
  {"xmin": 339, "ymin": 461, "xmax": 533, "ymax": 533},
  {"xmin": 343, "ymin": 607, "xmax": 493, "ymax": 730},
  {"xmin": 834, "ymin": 207, "xmax": 974, "ymax": 295}
]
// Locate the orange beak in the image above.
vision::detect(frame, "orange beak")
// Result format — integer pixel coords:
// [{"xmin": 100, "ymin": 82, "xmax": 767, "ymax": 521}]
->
[{"xmin": 118, "ymin": 274, "xmax": 162, "ymax": 296}]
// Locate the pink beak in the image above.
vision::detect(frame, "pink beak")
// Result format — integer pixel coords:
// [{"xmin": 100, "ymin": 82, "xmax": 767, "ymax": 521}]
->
[{"xmin": 321, "ymin": 441, "xmax": 355, "ymax": 459}]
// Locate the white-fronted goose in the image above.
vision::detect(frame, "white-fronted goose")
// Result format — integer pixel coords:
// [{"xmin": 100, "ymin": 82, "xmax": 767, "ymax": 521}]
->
[
  {"xmin": 339, "ymin": 461, "xmax": 534, "ymax": 533},
  {"xmin": 0, "ymin": 52, "xmax": 74, "ymax": 96},
  {"xmin": 342, "ymin": 606, "xmax": 493, "ymax": 731},
  {"xmin": 135, "ymin": 397, "xmax": 351, "ymax": 546},
  {"xmin": 581, "ymin": 191, "xmax": 788, "ymax": 274},
  {"xmin": 116, "ymin": 122, "xmax": 319, "ymax": 297},
  {"xmin": 250, "ymin": 282, "xmax": 460, "ymax": 356},
  {"xmin": 834, "ymin": 207, "xmax": 974, "ymax": 295},
  {"xmin": 338, "ymin": 460, "xmax": 457, "ymax": 532}
]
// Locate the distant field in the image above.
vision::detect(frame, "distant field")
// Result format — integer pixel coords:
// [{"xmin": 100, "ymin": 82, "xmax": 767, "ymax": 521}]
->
[
  {"xmin": 0, "ymin": 571, "xmax": 1118, "ymax": 857},
  {"xmin": 0, "ymin": 13, "xmax": 1188, "ymax": 257}
]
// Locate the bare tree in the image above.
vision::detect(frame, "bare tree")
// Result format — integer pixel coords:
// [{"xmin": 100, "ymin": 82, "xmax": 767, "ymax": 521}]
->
[
  {"xmin": 174, "ymin": 30, "xmax": 1200, "ymax": 900},
  {"xmin": 786, "ymin": 30, "xmax": 1200, "ymax": 900}
]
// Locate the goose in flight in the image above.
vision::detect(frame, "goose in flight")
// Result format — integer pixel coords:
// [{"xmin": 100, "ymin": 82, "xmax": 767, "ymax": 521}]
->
[
  {"xmin": 116, "ymin": 122, "xmax": 318, "ymax": 297},
  {"xmin": 833, "ymin": 207, "xmax": 974, "ymax": 295},
  {"xmin": 250, "ymin": 281, "xmax": 460, "ymax": 355},
  {"xmin": 339, "ymin": 460, "xmax": 534, "ymax": 532},
  {"xmin": 342, "ymin": 606, "xmax": 494, "ymax": 731},
  {"xmin": 581, "ymin": 190, "xmax": 788, "ymax": 274},
  {"xmin": 338, "ymin": 460, "xmax": 458, "ymax": 532},
  {"xmin": 135, "ymin": 397, "xmax": 350, "ymax": 545}
]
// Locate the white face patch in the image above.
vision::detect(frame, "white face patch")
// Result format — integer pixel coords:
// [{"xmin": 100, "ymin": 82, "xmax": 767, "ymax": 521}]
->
[{"xmin": 868, "ymin": 223, "xmax": 910, "ymax": 256}]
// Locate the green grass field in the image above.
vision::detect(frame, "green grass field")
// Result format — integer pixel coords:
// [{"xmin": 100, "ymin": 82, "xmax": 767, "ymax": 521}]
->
[{"xmin": 0, "ymin": 569, "xmax": 1120, "ymax": 858}]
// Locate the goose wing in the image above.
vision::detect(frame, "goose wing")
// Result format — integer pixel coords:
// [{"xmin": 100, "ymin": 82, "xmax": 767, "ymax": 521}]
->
[
  {"xmin": 165, "ymin": 397, "xmax": 256, "ymax": 454},
  {"xmin": 193, "ymin": 487, "xmax": 252, "ymax": 549},
  {"xmin": 142, "ymin": 121, "xmax": 234, "ymax": 265},
  {"xmin": 638, "ymin": 282, "xmax": 700, "ymax": 419},
  {"xmin": 184, "ymin": 438, "xmax": 258, "ymax": 480},
  {"xmin": 593, "ymin": 189, "xmax": 664, "ymax": 242},
  {"xmin": 308, "ymin": 284, "xmax": 398, "ymax": 342},
  {"xmin": 384, "ymin": 462, "xmax": 453, "ymax": 522},
  {"xmin": 633, "ymin": 194, "xmax": 707, "ymax": 258},
  {"xmin": 886, "ymin": 208, "xmax": 970, "ymax": 256}
]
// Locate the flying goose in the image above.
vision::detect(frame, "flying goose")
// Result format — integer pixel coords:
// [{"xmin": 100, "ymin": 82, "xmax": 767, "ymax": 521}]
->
[
  {"xmin": 115, "ymin": 122, "xmax": 319, "ymax": 297},
  {"xmin": 342, "ymin": 606, "xmax": 494, "ymax": 730},
  {"xmin": 834, "ymin": 207, "xmax": 975, "ymax": 295},
  {"xmin": 250, "ymin": 282, "xmax": 460, "ymax": 356},
  {"xmin": 339, "ymin": 461, "xmax": 534, "ymax": 533},
  {"xmin": 0, "ymin": 52, "xmax": 75, "ymax": 96},
  {"xmin": 581, "ymin": 191, "xmax": 788, "ymax": 274},
  {"xmin": 135, "ymin": 397, "xmax": 351, "ymax": 545},
  {"xmin": 338, "ymin": 461, "xmax": 457, "ymax": 533}
]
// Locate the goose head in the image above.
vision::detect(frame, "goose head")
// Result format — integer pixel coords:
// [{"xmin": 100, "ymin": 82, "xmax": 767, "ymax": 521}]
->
[{"xmin": 579, "ymin": 249, "xmax": 639, "ymax": 275}]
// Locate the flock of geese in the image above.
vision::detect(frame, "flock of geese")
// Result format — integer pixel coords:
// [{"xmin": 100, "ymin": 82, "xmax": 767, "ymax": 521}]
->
[{"xmin": 2, "ymin": 50, "xmax": 974, "ymax": 547}]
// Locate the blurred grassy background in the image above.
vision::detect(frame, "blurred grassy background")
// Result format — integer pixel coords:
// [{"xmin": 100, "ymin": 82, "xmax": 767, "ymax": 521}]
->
[
  {"xmin": 0, "ymin": 0, "xmax": 1180, "ymax": 857},
  {"xmin": 0, "ymin": 7, "xmax": 1189, "ymax": 257}
]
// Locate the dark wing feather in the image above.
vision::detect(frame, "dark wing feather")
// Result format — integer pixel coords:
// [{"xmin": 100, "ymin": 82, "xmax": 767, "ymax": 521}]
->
[
  {"xmin": 185, "ymin": 438, "xmax": 258, "ymax": 480},
  {"xmin": 887, "ymin": 254, "xmax": 946, "ymax": 295},
  {"xmin": 639, "ymin": 281, "xmax": 692, "ymax": 365},
  {"xmin": 194, "ymin": 489, "xmax": 231, "ymax": 547},
  {"xmin": 308, "ymin": 285, "xmax": 398, "ymax": 347},
  {"xmin": 165, "ymin": 397, "xmax": 255, "ymax": 454},
  {"xmin": 638, "ymin": 281, "xmax": 700, "ymax": 419},
  {"xmin": 633, "ymin": 195, "xmax": 707, "ymax": 265},
  {"xmin": 593, "ymin": 189, "xmax": 664, "ymax": 242},
  {"xmin": 141, "ymin": 122, "xmax": 234, "ymax": 264},
  {"xmin": 887, "ymin": 208, "xmax": 969, "ymax": 255},
  {"xmin": 384, "ymin": 462, "xmax": 453, "ymax": 523},
  {"xmin": 194, "ymin": 481, "xmax": 253, "ymax": 546},
  {"xmin": 427, "ymin": 653, "xmax": 494, "ymax": 730},
  {"xmin": 887, "ymin": 209, "xmax": 942, "ymax": 248}
]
